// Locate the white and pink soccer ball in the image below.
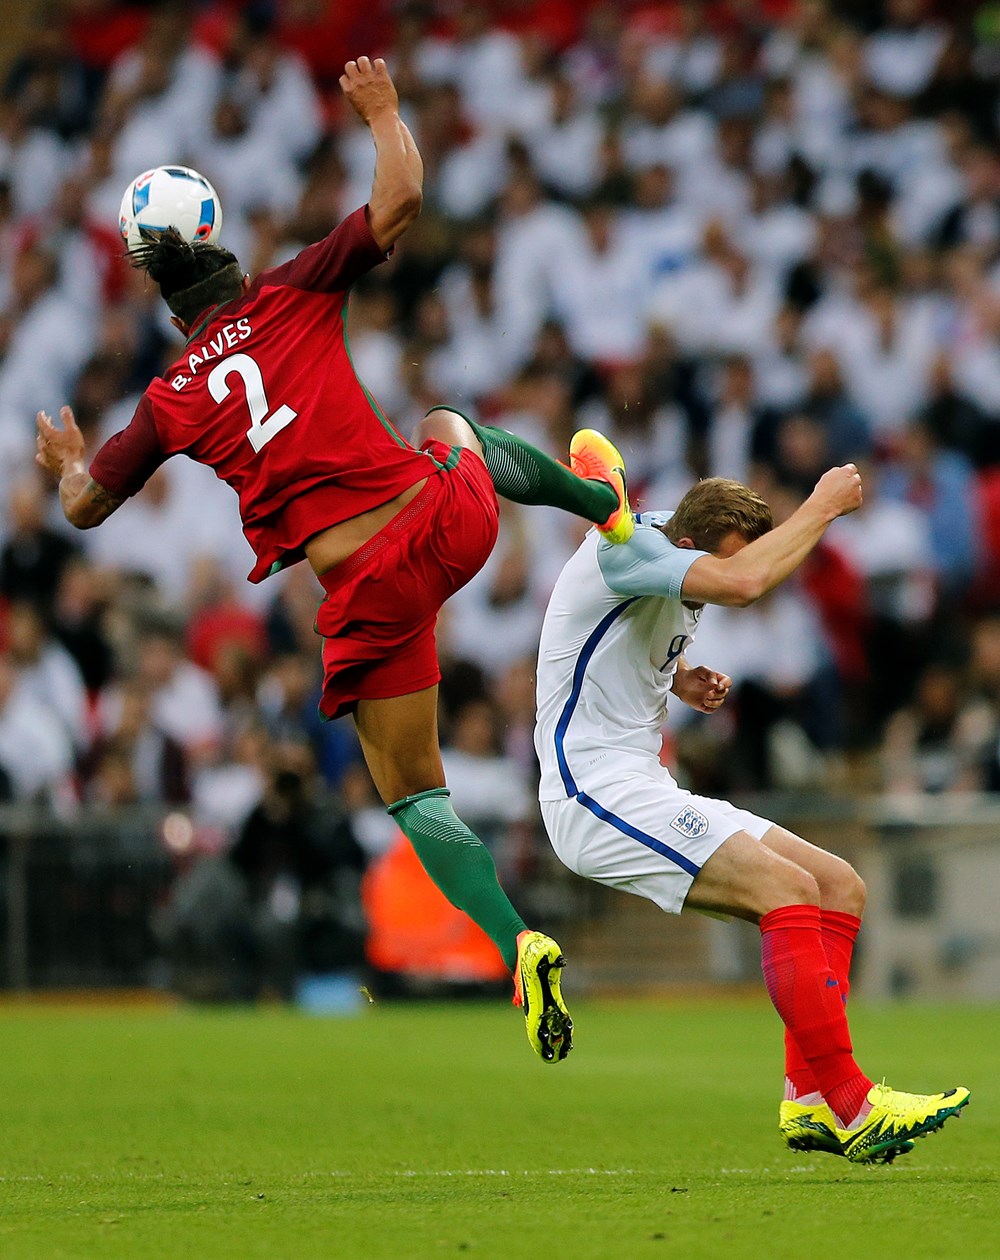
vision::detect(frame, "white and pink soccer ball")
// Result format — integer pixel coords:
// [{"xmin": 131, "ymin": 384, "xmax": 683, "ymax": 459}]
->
[{"xmin": 118, "ymin": 165, "xmax": 223, "ymax": 252}]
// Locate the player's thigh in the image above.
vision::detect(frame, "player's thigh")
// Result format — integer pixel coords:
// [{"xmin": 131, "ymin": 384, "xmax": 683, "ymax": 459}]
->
[
  {"xmin": 541, "ymin": 776, "xmax": 761, "ymax": 918},
  {"xmin": 685, "ymin": 830, "xmax": 821, "ymax": 924},
  {"xmin": 758, "ymin": 824, "xmax": 866, "ymax": 915},
  {"xmin": 353, "ymin": 685, "xmax": 446, "ymax": 804},
  {"xmin": 416, "ymin": 406, "xmax": 484, "ymax": 456},
  {"xmin": 540, "ymin": 793, "xmax": 698, "ymax": 916}
]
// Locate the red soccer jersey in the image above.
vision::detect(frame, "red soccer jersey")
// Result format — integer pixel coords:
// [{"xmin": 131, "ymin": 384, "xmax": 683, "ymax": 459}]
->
[{"xmin": 90, "ymin": 207, "xmax": 439, "ymax": 582}]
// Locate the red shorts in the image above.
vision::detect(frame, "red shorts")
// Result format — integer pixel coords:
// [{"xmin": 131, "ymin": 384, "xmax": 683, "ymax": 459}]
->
[{"xmin": 316, "ymin": 442, "xmax": 499, "ymax": 720}]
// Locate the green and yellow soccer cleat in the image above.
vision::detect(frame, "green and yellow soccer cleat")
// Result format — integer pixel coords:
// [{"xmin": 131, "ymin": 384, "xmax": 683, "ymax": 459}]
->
[
  {"xmin": 837, "ymin": 1083, "xmax": 970, "ymax": 1164},
  {"xmin": 512, "ymin": 930, "xmax": 573, "ymax": 1064},
  {"xmin": 779, "ymin": 1099, "xmax": 915, "ymax": 1163},
  {"xmin": 779, "ymin": 1099, "xmax": 845, "ymax": 1157},
  {"xmin": 569, "ymin": 429, "xmax": 634, "ymax": 545}
]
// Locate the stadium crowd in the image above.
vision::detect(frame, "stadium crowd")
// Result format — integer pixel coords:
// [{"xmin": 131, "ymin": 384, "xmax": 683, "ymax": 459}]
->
[{"xmin": 3, "ymin": 0, "xmax": 1000, "ymax": 901}]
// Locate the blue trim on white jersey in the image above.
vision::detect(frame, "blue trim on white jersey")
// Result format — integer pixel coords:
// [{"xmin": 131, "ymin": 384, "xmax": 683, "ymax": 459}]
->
[
  {"xmin": 575, "ymin": 791, "xmax": 702, "ymax": 877},
  {"xmin": 554, "ymin": 597, "xmax": 637, "ymax": 796}
]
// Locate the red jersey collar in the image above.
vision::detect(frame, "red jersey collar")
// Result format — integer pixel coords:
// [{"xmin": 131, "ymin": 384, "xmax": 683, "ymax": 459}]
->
[{"xmin": 185, "ymin": 298, "xmax": 237, "ymax": 345}]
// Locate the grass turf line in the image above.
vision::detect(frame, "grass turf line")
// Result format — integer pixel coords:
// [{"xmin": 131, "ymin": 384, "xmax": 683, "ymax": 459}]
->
[{"xmin": 0, "ymin": 1000, "xmax": 995, "ymax": 1260}]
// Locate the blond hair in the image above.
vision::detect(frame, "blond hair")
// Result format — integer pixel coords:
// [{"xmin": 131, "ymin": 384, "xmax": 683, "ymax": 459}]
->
[{"xmin": 664, "ymin": 478, "xmax": 773, "ymax": 552}]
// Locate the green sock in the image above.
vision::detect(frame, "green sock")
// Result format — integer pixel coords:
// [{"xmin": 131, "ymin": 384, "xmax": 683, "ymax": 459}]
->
[
  {"xmin": 387, "ymin": 788, "xmax": 526, "ymax": 970},
  {"xmin": 430, "ymin": 408, "xmax": 617, "ymax": 524}
]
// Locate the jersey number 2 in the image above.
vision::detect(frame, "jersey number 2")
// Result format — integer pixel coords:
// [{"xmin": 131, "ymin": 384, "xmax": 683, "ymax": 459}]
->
[{"xmin": 207, "ymin": 353, "xmax": 298, "ymax": 454}]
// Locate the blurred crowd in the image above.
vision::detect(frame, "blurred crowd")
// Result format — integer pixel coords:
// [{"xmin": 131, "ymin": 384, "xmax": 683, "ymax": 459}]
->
[{"xmin": 3, "ymin": 0, "xmax": 1000, "ymax": 896}]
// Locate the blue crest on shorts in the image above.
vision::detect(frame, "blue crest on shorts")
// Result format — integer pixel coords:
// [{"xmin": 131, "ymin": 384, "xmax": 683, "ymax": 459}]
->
[{"xmin": 669, "ymin": 806, "xmax": 709, "ymax": 840}]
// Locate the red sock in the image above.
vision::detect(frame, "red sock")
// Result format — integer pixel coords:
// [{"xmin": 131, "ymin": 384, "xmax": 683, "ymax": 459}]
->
[
  {"xmin": 783, "ymin": 910, "xmax": 863, "ymax": 1099},
  {"xmin": 821, "ymin": 909, "xmax": 862, "ymax": 1003},
  {"xmin": 761, "ymin": 905, "xmax": 871, "ymax": 1127}
]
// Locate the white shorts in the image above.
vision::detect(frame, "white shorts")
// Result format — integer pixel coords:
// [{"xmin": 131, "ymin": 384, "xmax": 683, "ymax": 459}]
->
[{"xmin": 540, "ymin": 768, "xmax": 773, "ymax": 915}]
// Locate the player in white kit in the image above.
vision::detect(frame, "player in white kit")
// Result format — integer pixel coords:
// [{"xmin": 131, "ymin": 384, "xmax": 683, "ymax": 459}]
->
[{"xmin": 535, "ymin": 470, "xmax": 970, "ymax": 1164}]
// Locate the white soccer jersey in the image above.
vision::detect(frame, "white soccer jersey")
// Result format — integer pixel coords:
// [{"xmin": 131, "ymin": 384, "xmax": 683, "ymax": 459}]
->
[{"xmin": 534, "ymin": 512, "xmax": 707, "ymax": 802}]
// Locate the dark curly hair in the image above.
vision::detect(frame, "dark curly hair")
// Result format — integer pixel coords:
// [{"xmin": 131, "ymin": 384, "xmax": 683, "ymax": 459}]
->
[{"xmin": 129, "ymin": 228, "xmax": 244, "ymax": 325}]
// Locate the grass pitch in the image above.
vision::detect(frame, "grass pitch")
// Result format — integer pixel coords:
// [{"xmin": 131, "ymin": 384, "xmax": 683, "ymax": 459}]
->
[{"xmin": 0, "ymin": 997, "xmax": 995, "ymax": 1260}]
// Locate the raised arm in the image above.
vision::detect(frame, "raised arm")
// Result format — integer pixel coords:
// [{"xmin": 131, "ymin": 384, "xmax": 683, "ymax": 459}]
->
[
  {"xmin": 681, "ymin": 464, "xmax": 863, "ymax": 607},
  {"xmin": 36, "ymin": 407, "xmax": 124, "ymax": 529},
  {"xmin": 340, "ymin": 56, "xmax": 423, "ymax": 252}
]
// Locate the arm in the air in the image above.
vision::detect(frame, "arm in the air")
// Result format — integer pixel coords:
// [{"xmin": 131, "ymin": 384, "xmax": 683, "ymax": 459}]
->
[
  {"xmin": 36, "ymin": 407, "xmax": 125, "ymax": 528},
  {"xmin": 37, "ymin": 396, "xmax": 166, "ymax": 529},
  {"xmin": 341, "ymin": 57, "xmax": 422, "ymax": 252},
  {"xmin": 680, "ymin": 464, "xmax": 863, "ymax": 608}
]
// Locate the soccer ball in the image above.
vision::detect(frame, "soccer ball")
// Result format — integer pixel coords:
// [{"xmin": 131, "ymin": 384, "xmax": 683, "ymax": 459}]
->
[{"xmin": 118, "ymin": 165, "xmax": 223, "ymax": 252}]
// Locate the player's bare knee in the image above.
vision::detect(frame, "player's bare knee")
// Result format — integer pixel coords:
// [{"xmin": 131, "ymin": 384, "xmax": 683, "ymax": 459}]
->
[
  {"xmin": 839, "ymin": 865, "xmax": 866, "ymax": 916},
  {"xmin": 768, "ymin": 865, "xmax": 820, "ymax": 912},
  {"xmin": 815, "ymin": 854, "xmax": 866, "ymax": 915},
  {"xmin": 416, "ymin": 406, "xmax": 483, "ymax": 456}
]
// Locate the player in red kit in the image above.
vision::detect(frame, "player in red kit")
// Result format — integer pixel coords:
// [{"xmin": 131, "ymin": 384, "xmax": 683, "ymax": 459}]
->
[{"xmin": 36, "ymin": 57, "xmax": 636, "ymax": 1063}]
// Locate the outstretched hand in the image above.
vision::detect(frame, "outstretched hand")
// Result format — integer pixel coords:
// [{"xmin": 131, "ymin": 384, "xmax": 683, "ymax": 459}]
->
[
  {"xmin": 340, "ymin": 56, "xmax": 399, "ymax": 126},
  {"xmin": 36, "ymin": 407, "xmax": 85, "ymax": 477},
  {"xmin": 672, "ymin": 665, "xmax": 732, "ymax": 714}
]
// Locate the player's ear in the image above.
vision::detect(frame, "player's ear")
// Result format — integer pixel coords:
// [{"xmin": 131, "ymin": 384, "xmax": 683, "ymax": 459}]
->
[
  {"xmin": 241, "ymin": 273, "xmax": 251, "ymax": 294},
  {"xmin": 675, "ymin": 536, "xmax": 696, "ymax": 550},
  {"xmin": 169, "ymin": 314, "xmax": 190, "ymax": 336}
]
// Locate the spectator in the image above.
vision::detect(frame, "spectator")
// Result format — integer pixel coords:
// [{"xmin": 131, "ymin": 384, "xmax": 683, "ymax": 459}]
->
[
  {"xmin": 98, "ymin": 0, "xmax": 221, "ymax": 186},
  {"xmin": 0, "ymin": 475, "xmax": 79, "ymax": 609},
  {"xmin": 968, "ymin": 616, "xmax": 1000, "ymax": 790},
  {"xmin": 0, "ymin": 239, "xmax": 93, "ymax": 433},
  {"xmin": 5, "ymin": 596, "xmax": 89, "ymax": 751},
  {"xmin": 0, "ymin": 653, "xmax": 73, "ymax": 802},
  {"xmin": 227, "ymin": 740, "xmax": 367, "ymax": 997},
  {"xmin": 881, "ymin": 418, "xmax": 979, "ymax": 597},
  {"xmin": 880, "ymin": 659, "xmax": 995, "ymax": 793},
  {"xmin": 0, "ymin": 97, "xmax": 63, "ymax": 218},
  {"xmin": 864, "ymin": 0, "xmax": 947, "ymax": 99},
  {"xmin": 3, "ymin": 6, "xmax": 93, "ymax": 140},
  {"xmin": 50, "ymin": 557, "xmax": 114, "ymax": 692},
  {"xmin": 551, "ymin": 194, "xmax": 649, "ymax": 364},
  {"xmin": 84, "ymin": 675, "xmax": 190, "ymax": 805},
  {"xmin": 116, "ymin": 619, "xmax": 224, "ymax": 762}
]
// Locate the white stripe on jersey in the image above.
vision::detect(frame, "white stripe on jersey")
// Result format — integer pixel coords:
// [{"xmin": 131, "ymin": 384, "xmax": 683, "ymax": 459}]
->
[{"xmin": 534, "ymin": 521, "xmax": 703, "ymax": 802}]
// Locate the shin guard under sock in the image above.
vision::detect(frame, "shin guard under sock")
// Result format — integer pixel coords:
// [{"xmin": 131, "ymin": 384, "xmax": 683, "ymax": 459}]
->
[
  {"xmin": 761, "ymin": 905, "xmax": 871, "ymax": 1126},
  {"xmin": 784, "ymin": 909, "xmax": 863, "ymax": 1100},
  {"xmin": 387, "ymin": 787, "xmax": 526, "ymax": 969}
]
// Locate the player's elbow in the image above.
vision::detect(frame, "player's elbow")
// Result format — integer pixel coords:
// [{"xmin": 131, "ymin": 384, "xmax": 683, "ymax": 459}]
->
[
  {"xmin": 369, "ymin": 185, "xmax": 423, "ymax": 250},
  {"xmin": 723, "ymin": 572, "xmax": 766, "ymax": 607},
  {"xmin": 396, "ymin": 183, "xmax": 423, "ymax": 226},
  {"xmin": 64, "ymin": 504, "xmax": 100, "ymax": 530},
  {"xmin": 64, "ymin": 496, "xmax": 111, "ymax": 530}
]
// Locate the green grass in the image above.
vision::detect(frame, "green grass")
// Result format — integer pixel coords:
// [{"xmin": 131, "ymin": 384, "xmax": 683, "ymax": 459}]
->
[{"xmin": 0, "ymin": 998, "xmax": 995, "ymax": 1260}]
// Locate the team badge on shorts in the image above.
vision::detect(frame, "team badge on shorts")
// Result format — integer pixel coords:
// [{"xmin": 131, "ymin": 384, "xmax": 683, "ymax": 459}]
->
[{"xmin": 670, "ymin": 806, "xmax": 709, "ymax": 840}]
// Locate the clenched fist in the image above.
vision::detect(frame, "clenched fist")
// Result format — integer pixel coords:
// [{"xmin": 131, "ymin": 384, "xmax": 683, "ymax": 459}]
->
[{"xmin": 810, "ymin": 463, "xmax": 864, "ymax": 521}]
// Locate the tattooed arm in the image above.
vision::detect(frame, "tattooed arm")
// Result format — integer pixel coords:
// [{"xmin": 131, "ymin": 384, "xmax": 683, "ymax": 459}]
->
[
  {"xmin": 59, "ymin": 473, "xmax": 126, "ymax": 529},
  {"xmin": 37, "ymin": 403, "xmax": 161, "ymax": 529},
  {"xmin": 36, "ymin": 407, "xmax": 125, "ymax": 528}
]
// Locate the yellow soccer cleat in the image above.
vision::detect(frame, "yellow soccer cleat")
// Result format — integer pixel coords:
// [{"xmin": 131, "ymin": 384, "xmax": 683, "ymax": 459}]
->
[
  {"xmin": 512, "ymin": 930, "xmax": 573, "ymax": 1063},
  {"xmin": 837, "ymin": 1083, "xmax": 970, "ymax": 1164},
  {"xmin": 779, "ymin": 1099, "xmax": 914, "ymax": 1163},
  {"xmin": 569, "ymin": 429, "xmax": 634, "ymax": 544},
  {"xmin": 779, "ymin": 1099, "xmax": 845, "ymax": 1157}
]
